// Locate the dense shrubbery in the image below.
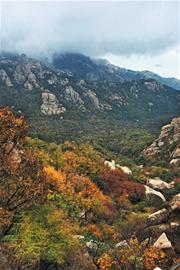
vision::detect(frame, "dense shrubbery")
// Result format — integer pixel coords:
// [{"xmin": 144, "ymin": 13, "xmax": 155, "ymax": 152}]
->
[
  {"xmin": 0, "ymin": 108, "xmax": 178, "ymax": 270},
  {"xmin": 101, "ymin": 168, "xmax": 145, "ymax": 203}
]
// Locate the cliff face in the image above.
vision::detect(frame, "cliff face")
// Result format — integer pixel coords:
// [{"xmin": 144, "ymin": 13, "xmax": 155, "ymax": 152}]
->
[{"xmin": 144, "ymin": 117, "xmax": 180, "ymax": 165}]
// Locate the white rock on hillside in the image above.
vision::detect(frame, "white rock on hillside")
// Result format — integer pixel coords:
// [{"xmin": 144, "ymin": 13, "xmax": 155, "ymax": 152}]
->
[
  {"xmin": 170, "ymin": 159, "xmax": 180, "ymax": 166},
  {"xmin": 117, "ymin": 165, "xmax": 132, "ymax": 175},
  {"xmin": 147, "ymin": 177, "xmax": 174, "ymax": 190},
  {"xmin": 144, "ymin": 185, "xmax": 166, "ymax": 206},
  {"xmin": 41, "ymin": 91, "xmax": 66, "ymax": 115},
  {"xmin": 115, "ymin": 240, "xmax": 129, "ymax": 248},
  {"xmin": 104, "ymin": 160, "xmax": 116, "ymax": 170},
  {"xmin": 148, "ymin": 208, "xmax": 168, "ymax": 225},
  {"xmin": 86, "ymin": 240, "xmax": 98, "ymax": 249},
  {"xmin": 153, "ymin": 233, "xmax": 172, "ymax": 250},
  {"xmin": 104, "ymin": 160, "xmax": 132, "ymax": 175}
]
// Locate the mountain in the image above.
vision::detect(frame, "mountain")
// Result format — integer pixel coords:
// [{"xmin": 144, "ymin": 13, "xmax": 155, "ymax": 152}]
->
[
  {"xmin": 0, "ymin": 53, "xmax": 179, "ymax": 150},
  {"xmin": 52, "ymin": 53, "xmax": 180, "ymax": 90}
]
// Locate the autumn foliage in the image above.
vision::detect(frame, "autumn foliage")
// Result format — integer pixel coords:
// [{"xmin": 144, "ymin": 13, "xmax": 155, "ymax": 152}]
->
[
  {"xmin": 101, "ymin": 168, "xmax": 145, "ymax": 202},
  {"xmin": 0, "ymin": 107, "xmax": 176, "ymax": 270},
  {"xmin": 0, "ymin": 107, "xmax": 47, "ymax": 236}
]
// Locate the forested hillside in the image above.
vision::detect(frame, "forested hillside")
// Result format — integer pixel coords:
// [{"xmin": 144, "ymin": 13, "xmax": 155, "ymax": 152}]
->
[
  {"xmin": 0, "ymin": 107, "xmax": 179, "ymax": 270},
  {"xmin": 0, "ymin": 53, "xmax": 179, "ymax": 159}
]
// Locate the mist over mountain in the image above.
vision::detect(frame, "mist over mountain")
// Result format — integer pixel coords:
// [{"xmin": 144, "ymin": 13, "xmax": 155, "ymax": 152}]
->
[
  {"xmin": 52, "ymin": 53, "xmax": 180, "ymax": 90},
  {"xmin": 1, "ymin": 1, "xmax": 180, "ymax": 78}
]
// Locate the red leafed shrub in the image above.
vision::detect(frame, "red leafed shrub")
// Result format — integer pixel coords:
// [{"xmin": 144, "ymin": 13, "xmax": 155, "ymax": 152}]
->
[
  {"xmin": 101, "ymin": 168, "xmax": 145, "ymax": 202},
  {"xmin": 174, "ymin": 177, "xmax": 180, "ymax": 183}
]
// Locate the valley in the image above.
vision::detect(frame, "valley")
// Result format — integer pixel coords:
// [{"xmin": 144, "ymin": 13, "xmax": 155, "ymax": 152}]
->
[{"xmin": 0, "ymin": 53, "xmax": 179, "ymax": 270}]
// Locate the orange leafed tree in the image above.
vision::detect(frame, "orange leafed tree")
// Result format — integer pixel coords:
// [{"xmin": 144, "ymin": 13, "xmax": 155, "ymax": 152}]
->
[
  {"xmin": 0, "ymin": 107, "xmax": 47, "ymax": 236},
  {"xmin": 44, "ymin": 165, "xmax": 113, "ymax": 221}
]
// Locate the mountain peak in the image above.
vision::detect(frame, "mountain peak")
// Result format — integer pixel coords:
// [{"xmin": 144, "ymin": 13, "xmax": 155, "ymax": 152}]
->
[{"xmin": 51, "ymin": 52, "xmax": 180, "ymax": 90}]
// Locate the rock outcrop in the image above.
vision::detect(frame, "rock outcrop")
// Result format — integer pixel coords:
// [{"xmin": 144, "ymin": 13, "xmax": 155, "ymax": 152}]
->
[
  {"xmin": 115, "ymin": 240, "xmax": 129, "ymax": 249},
  {"xmin": 41, "ymin": 91, "xmax": 66, "ymax": 115},
  {"xmin": 144, "ymin": 80, "xmax": 161, "ymax": 92},
  {"xmin": 116, "ymin": 165, "xmax": 132, "ymax": 175},
  {"xmin": 144, "ymin": 185, "xmax": 166, "ymax": 207},
  {"xmin": 84, "ymin": 90, "xmax": 100, "ymax": 109},
  {"xmin": 13, "ymin": 57, "xmax": 40, "ymax": 90},
  {"xmin": 153, "ymin": 233, "xmax": 173, "ymax": 252},
  {"xmin": 147, "ymin": 178, "xmax": 174, "ymax": 190},
  {"xmin": 104, "ymin": 160, "xmax": 132, "ymax": 175},
  {"xmin": 64, "ymin": 86, "xmax": 85, "ymax": 108},
  {"xmin": 0, "ymin": 69, "xmax": 13, "ymax": 87},
  {"xmin": 144, "ymin": 117, "xmax": 180, "ymax": 165},
  {"xmin": 148, "ymin": 193, "xmax": 180, "ymax": 225},
  {"xmin": 148, "ymin": 208, "xmax": 169, "ymax": 226},
  {"xmin": 146, "ymin": 193, "xmax": 180, "ymax": 255}
]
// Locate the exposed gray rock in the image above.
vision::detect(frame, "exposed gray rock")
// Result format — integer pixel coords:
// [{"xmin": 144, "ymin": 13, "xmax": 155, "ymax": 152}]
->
[
  {"xmin": 170, "ymin": 147, "xmax": 180, "ymax": 166},
  {"xmin": 41, "ymin": 91, "xmax": 66, "ymax": 115},
  {"xmin": 144, "ymin": 185, "xmax": 166, "ymax": 207},
  {"xmin": 148, "ymin": 193, "xmax": 180, "ymax": 227},
  {"xmin": 144, "ymin": 80, "xmax": 161, "ymax": 92},
  {"xmin": 148, "ymin": 208, "xmax": 168, "ymax": 225},
  {"xmin": 84, "ymin": 90, "xmax": 100, "ymax": 109},
  {"xmin": 146, "ymin": 222, "xmax": 179, "ymax": 237},
  {"xmin": 14, "ymin": 61, "xmax": 40, "ymax": 90},
  {"xmin": 64, "ymin": 86, "xmax": 84, "ymax": 106},
  {"xmin": 0, "ymin": 69, "xmax": 13, "ymax": 87},
  {"xmin": 86, "ymin": 240, "xmax": 98, "ymax": 249},
  {"xmin": 115, "ymin": 240, "xmax": 129, "ymax": 248},
  {"xmin": 47, "ymin": 73, "xmax": 59, "ymax": 85},
  {"xmin": 101, "ymin": 103, "xmax": 112, "ymax": 110},
  {"xmin": 59, "ymin": 78, "xmax": 69, "ymax": 86}
]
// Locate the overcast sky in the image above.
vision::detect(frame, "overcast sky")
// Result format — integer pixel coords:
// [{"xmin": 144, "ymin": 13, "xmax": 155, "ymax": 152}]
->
[{"xmin": 1, "ymin": 0, "xmax": 180, "ymax": 78}]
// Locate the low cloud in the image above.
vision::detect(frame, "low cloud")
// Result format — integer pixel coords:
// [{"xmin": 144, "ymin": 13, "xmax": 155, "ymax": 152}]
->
[{"xmin": 1, "ymin": 1, "xmax": 179, "ymax": 59}]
